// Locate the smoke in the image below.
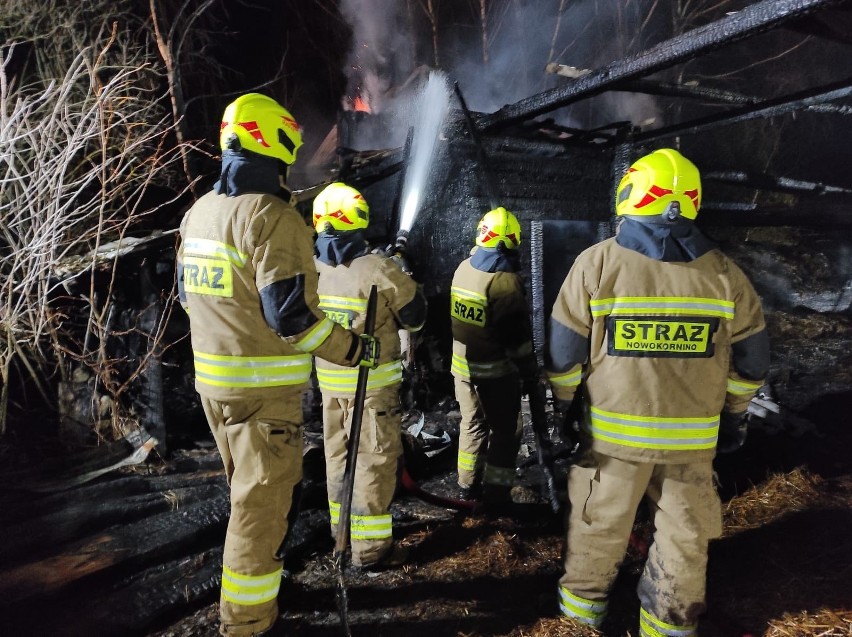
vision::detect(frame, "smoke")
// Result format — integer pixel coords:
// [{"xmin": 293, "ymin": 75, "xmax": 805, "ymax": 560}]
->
[
  {"xmin": 338, "ymin": 0, "xmax": 663, "ymax": 135},
  {"xmin": 339, "ymin": 0, "xmax": 414, "ymax": 114}
]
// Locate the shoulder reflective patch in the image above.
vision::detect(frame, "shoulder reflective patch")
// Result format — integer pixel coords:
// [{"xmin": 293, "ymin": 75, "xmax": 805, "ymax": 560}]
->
[
  {"xmin": 319, "ymin": 294, "xmax": 365, "ymax": 330},
  {"xmin": 182, "ymin": 256, "xmax": 232, "ymax": 297},
  {"xmin": 606, "ymin": 316, "xmax": 719, "ymax": 358},
  {"xmin": 322, "ymin": 309, "xmax": 352, "ymax": 329},
  {"xmin": 450, "ymin": 287, "xmax": 487, "ymax": 326}
]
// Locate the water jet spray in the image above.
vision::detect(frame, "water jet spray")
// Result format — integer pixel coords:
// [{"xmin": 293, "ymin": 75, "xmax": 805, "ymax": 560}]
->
[
  {"xmin": 394, "ymin": 72, "xmax": 452, "ymax": 243},
  {"xmin": 380, "ymin": 71, "xmax": 452, "ymax": 273}
]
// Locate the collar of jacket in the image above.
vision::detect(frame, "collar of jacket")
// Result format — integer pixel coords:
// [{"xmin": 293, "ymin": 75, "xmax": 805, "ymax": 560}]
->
[
  {"xmin": 470, "ymin": 245, "xmax": 521, "ymax": 273},
  {"xmin": 616, "ymin": 217, "xmax": 717, "ymax": 262},
  {"xmin": 214, "ymin": 150, "xmax": 290, "ymax": 198},
  {"xmin": 315, "ymin": 230, "xmax": 371, "ymax": 266}
]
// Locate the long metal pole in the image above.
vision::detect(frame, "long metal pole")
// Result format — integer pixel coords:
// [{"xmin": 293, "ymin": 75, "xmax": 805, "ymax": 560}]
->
[{"xmin": 333, "ymin": 284, "xmax": 379, "ymax": 637}]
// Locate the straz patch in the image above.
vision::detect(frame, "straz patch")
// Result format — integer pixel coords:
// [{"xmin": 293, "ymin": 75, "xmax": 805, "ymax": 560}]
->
[
  {"xmin": 182, "ymin": 256, "xmax": 232, "ymax": 297},
  {"xmin": 607, "ymin": 316, "xmax": 718, "ymax": 358},
  {"xmin": 322, "ymin": 308, "xmax": 353, "ymax": 329},
  {"xmin": 451, "ymin": 294, "xmax": 487, "ymax": 326}
]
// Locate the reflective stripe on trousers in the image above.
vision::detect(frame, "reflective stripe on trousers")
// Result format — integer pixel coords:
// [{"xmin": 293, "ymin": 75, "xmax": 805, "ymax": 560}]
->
[
  {"xmin": 639, "ymin": 608, "xmax": 696, "ymax": 637},
  {"xmin": 451, "ymin": 353, "xmax": 515, "ymax": 378},
  {"xmin": 329, "ymin": 500, "xmax": 393, "ymax": 540},
  {"xmin": 558, "ymin": 586, "xmax": 607, "ymax": 627},
  {"xmin": 221, "ymin": 565, "xmax": 282, "ymax": 606},
  {"xmin": 457, "ymin": 449, "xmax": 478, "ymax": 472}
]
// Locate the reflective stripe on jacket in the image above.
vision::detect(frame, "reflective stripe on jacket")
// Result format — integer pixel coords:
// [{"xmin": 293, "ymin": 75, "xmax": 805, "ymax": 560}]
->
[
  {"xmin": 450, "ymin": 256, "xmax": 536, "ymax": 380},
  {"xmin": 315, "ymin": 252, "xmax": 426, "ymax": 397},
  {"xmin": 193, "ymin": 351, "xmax": 312, "ymax": 388},
  {"xmin": 546, "ymin": 236, "xmax": 767, "ymax": 463},
  {"xmin": 178, "ymin": 191, "xmax": 357, "ymax": 399}
]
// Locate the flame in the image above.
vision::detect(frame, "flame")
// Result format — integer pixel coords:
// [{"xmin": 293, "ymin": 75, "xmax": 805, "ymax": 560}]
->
[{"xmin": 354, "ymin": 95, "xmax": 370, "ymax": 113}]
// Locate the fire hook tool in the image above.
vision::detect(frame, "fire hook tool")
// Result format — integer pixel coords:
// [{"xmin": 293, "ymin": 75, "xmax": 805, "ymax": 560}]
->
[{"xmin": 333, "ymin": 284, "xmax": 378, "ymax": 637}]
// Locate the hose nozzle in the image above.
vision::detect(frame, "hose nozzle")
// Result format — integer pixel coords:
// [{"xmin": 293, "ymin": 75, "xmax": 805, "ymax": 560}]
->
[
  {"xmin": 391, "ymin": 230, "xmax": 412, "ymax": 275},
  {"xmin": 394, "ymin": 229, "xmax": 410, "ymax": 253}
]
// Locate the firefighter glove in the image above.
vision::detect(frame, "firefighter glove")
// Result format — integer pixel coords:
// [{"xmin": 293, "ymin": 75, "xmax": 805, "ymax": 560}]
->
[
  {"xmin": 717, "ymin": 411, "xmax": 749, "ymax": 454},
  {"xmin": 357, "ymin": 333, "xmax": 381, "ymax": 369},
  {"xmin": 554, "ymin": 397, "xmax": 581, "ymax": 450},
  {"xmin": 390, "ymin": 253, "xmax": 413, "ymax": 275}
]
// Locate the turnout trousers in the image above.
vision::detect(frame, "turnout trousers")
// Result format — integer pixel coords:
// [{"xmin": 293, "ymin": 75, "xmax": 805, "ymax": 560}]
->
[
  {"xmin": 201, "ymin": 391, "xmax": 303, "ymax": 637},
  {"xmin": 558, "ymin": 450, "xmax": 723, "ymax": 634},
  {"xmin": 454, "ymin": 373, "xmax": 523, "ymax": 502},
  {"xmin": 322, "ymin": 386, "xmax": 403, "ymax": 566}
]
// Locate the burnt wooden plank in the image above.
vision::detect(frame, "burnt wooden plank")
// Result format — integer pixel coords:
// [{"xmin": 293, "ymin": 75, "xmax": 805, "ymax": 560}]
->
[
  {"xmin": 11, "ymin": 548, "xmax": 224, "ymax": 637},
  {"xmin": 1, "ymin": 480, "xmax": 226, "ymax": 566},
  {"xmin": 480, "ymin": 0, "xmax": 843, "ymax": 130},
  {"xmin": 0, "ymin": 488, "xmax": 229, "ymax": 604}
]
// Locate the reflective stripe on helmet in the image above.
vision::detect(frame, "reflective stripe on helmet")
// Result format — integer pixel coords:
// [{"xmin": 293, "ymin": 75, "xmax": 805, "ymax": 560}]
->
[
  {"xmin": 193, "ymin": 351, "xmax": 312, "ymax": 388},
  {"xmin": 475, "ymin": 206, "xmax": 522, "ymax": 249},
  {"xmin": 220, "ymin": 93, "xmax": 302, "ymax": 165},
  {"xmin": 616, "ymin": 148, "xmax": 701, "ymax": 219},
  {"xmin": 312, "ymin": 182, "xmax": 370, "ymax": 231}
]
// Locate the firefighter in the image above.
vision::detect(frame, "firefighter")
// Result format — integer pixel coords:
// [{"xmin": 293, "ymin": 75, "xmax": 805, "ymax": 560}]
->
[
  {"xmin": 177, "ymin": 94, "xmax": 379, "ymax": 637},
  {"xmin": 312, "ymin": 182, "xmax": 427, "ymax": 568},
  {"xmin": 546, "ymin": 148, "xmax": 770, "ymax": 634},
  {"xmin": 450, "ymin": 207, "xmax": 539, "ymax": 506}
]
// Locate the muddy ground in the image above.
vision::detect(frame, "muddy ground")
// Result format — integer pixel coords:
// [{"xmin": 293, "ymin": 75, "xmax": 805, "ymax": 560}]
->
[{"xmin": 140, "ymin": 392, "xmax": 852, "ymax": 637}]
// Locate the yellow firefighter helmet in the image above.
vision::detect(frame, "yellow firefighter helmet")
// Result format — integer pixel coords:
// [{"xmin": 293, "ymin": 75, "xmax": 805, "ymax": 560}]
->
[
  {"xmin": 312, "ymin": 182, "xmax": 370, "ymax": 232},
  {"xmin": 616, "ymin": 148, "xmax": 702, "ymax": 220},
  {"xmin": 476, "ymin": 207, "xmax": 521, "ymax": 249},
  {"xmin": 219, "ymin": 93, "xmax": 303, "ymax": 165}
]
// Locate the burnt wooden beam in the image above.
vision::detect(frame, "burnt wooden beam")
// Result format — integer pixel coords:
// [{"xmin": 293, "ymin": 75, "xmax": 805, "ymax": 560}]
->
[
  {"xmin": 633, "ymin": 77, "xmax": 852, "ymax": 142},
  {"xmin": 9, "ymin": 547, "xmax": 223, "ymax": 636},
  {"xmin": 705, "ymin": 171, "xmax": 852, "ymax": 196},
  {"xmin": 699, "ymin": 201, "xmax": 852, "ymax": 226},
  {"xmin": 0, "ymin": 490, "xmax": 229, "ymax": 603},
  {"xmin": 616, "ymin": 79, "xmax": 760, "ymax": 106},
  {"xmin": 1, "ymin": 480, "xmax": 226, "ymax": 565},
  {"xmin": 617, "ymin": 79, "xmax": 852, "ymax": 115},
  {"xmin": 480, "ymin": 0, "xmax": 845, "ymax": 131}
]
